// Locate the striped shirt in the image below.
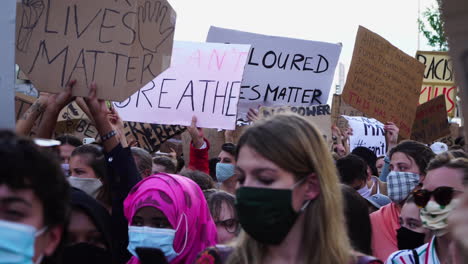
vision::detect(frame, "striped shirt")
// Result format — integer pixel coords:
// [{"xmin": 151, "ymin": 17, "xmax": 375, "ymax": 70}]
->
[{"xmin": 386, "ymin": 236, "xmax": 439, "ymax": 264}]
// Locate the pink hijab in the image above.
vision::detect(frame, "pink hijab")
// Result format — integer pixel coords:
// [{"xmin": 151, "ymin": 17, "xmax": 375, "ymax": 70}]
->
[{"xmin": 124, "ymin": 173, "xmax": 217, "ymax": 264}]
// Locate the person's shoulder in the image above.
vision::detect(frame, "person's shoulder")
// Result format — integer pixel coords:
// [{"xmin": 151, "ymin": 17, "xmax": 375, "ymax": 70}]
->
[{"xmin": 386, "ymin": 244, "xmax": 428, "ymax": 264}]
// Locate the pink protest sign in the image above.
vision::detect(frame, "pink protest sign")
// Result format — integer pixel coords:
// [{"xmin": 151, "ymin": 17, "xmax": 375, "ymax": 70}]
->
[{"xmin": 114, "ymin": 41, "xmax": 251, "ymax": 130}]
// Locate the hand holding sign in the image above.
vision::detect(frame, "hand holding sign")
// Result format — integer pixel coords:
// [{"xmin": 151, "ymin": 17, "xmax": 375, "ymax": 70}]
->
[
  {"xmin": 45, "ymin": 80, "xmax": 76, "ymax": 114},
  {"xmin": 188, "ymin": 116, "xmax": 204, "ymax": 149},
  {"xmin": 138, "ymin": 0, "xmax": 175, "ymax": 53},
  {"xmin": 384, "ymin": 122, "xmax": 399, "ymax": 152}
]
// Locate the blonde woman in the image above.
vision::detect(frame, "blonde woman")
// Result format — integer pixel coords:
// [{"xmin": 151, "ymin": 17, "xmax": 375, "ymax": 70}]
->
[{"xmin": 196, "ymin": 114, "xmax": 382, "ymax": 264}]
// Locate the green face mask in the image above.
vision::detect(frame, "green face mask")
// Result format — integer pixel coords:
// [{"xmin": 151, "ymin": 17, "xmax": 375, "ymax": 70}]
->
[{"xmin": 235, "ymin": 180, "xmax": 311, "ymax": 245}]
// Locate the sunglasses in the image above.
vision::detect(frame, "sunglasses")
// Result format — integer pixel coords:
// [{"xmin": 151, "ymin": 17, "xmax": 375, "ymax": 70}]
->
[{"xmin": 412, "ymin": 186, "xmax": 461, "ymax": 208}]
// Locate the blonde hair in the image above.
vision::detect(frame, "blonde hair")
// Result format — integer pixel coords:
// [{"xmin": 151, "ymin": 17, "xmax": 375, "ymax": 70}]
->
[{"xmin": 228, "ymin": 114, "xmax": 352, "ymax": 264}]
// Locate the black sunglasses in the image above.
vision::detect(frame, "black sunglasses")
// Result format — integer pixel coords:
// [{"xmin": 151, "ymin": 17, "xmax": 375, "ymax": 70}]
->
[{"xmin": 412, "ymin": 186, "xmax": 461, "ymax": 208}]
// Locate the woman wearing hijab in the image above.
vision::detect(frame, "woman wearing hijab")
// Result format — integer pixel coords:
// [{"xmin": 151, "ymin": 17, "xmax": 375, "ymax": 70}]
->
[{"xmin": 123, "ymin": 173, "xmax": 217, "ymax": 264}]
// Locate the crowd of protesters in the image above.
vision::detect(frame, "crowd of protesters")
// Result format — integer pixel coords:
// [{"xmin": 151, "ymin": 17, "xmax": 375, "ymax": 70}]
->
[{"xmin": 2, "ymin": 80, "xmax": 468, "ymax": 264}]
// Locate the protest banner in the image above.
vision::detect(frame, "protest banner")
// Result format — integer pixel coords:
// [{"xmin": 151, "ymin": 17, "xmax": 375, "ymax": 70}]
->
[
  {"xmin": 258, "ymin": 105, "xmax": 332, "ymax": 142},
  {"xmin": 342, "ymin": 115, "xmax": 386, "ymax": 156},
  {"xmin": 15, "ymin": 0, "xmax": 176, "ymax": 101},
  {"xmin": 206, "ymin": 26, "xmax": 342, "ymax": 119},
  {"xmin": 114, "ymin": 41, "xmax": 251, "ymax": 130},
  {"xmin": 441, "ymin": 0, "xmax": 468, "ymax": 153},
  {"xmin": 331, "ymin": 94, "xmax": 366, "ymax": 131},
  {"xmin": 411, "ymin": 95, "xmax": 450, "ymax": 144},
  {"xmin": 342, "ymin": 26, "xmax": 425, "ymax": 139},
  {"xmin": 416, "ymin": 51, "xmax": 457, "ymax": 116},
  {"xmin": 54, "ymin": 101, "xmax": 185, "ymax": 152}
]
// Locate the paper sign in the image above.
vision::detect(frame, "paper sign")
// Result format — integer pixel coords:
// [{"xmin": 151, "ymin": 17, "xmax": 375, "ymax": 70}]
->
[
  {"xmin": 258, "ymin": 105, "xmax": 332, "ymax": 142},
  {"xmin": 411, "ymin": 95, "xmax": 450, "ymax": 144},
  {"xmin": 419, "ymin": 84, "xmax": 457, "ymax": 116},
  {"xmin": 416, "ymin": 51, "xmax": 457, "ymax": 116},
  {"xmin": 15, "ymin": 0, "xmax": 176, "ymax": 101},
  {"xmin": 342, "ymin": 115, "xmax": 386, "ymax": 156},
  {"xmin": 207, "ymin": 26, "xmax": 342, "ymax": 119},
  {"xmin": 342, "ymin": 26, "xmax": 425, "ymax": 139},
  {"xmin": 331, "ymin": 94, "xmax": 367, "ymax": 131},
  {"xmin": 113, "ymin": 41, "xmax": 251, "ymax": 130}
]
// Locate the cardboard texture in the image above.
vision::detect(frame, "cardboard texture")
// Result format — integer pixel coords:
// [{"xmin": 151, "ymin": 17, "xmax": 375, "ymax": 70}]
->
[
  {"xmin": 342, "ymin": 26, "xmax": 425, "ymax": 139},
  {"xmin": 54, "ymin": 101, "xmax": 185, "ymax": 152},
  {"xmin": 114, "ymin": 41, "xmax": 251, "ymax": 130},
  {"xmin": 15, "ymin": 93, "xmax": 36, "ymax": 121},
  {"xmin": 342, "ymin": 115, "xmax": 387, "ymax": 156},
  {"xmin": 331, "ymin": 94, "xmax": 366, "ymax": 131},
  {"xmin": 416, "ymin": 51, "xmax": 457, "ymax": 116},
  {"xmin": 258, "ymin": 105, "xmax": 332, "ymax": 142},
  {"xmin": 15, "ymin": 0, "xmax": 176, "ymax": 101},
  {"xmin": 207, "ymin": 26, "xmax": 342, "ymax": 120},
  {"xmin": 411, "ymin": 95, "xmax": 450, "ymax": 144},
  {"xmin": 441, "ymin": 0, "xmax": 468, "ymax": 151}
]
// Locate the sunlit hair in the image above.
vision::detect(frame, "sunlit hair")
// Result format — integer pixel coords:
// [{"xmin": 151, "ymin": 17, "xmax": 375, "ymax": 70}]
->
[
  {"xmin": 426, "ymin": 151, "xmax": 468, "ymax": 185},
  {"xmin": 227, "ymin": 114, "xmax": 352, "ymax": 264}
]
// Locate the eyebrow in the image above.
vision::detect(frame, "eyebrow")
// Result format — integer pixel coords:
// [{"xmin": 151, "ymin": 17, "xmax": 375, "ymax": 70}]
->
[{"xmin": 0, "ymin": 196, "xmax": 33, "ymax": 208}]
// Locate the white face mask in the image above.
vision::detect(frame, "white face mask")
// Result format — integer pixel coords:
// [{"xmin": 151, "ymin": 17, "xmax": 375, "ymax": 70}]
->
[
  {"xmin": 420, "ymin": 199, "xmax": 460, "ymax": 237},
  {"xmin": 68, "ymin": 177, "xmax": 103, "ymax": 198},
  {"xmin": 358, "ymin": 180, "xmax": 374, "ymax": 198}
]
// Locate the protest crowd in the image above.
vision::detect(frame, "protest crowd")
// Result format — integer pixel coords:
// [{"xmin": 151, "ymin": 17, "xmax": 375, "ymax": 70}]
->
[{"xmin": 3, "ymin": 0, "xmax": 468, "ymax": 264}]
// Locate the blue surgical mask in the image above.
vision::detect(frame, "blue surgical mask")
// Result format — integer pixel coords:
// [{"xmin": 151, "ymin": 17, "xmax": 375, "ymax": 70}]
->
[
  {"xmin": 127, "ymin": 214, "xmax": 187, "ymax": 262},
  {"xmin": 216, "ymin": 163, "xmax": 235, "ymax": 182},
  {"xmin": 0, "ymin": 219, "xmax": 46, "ymax": 264}
]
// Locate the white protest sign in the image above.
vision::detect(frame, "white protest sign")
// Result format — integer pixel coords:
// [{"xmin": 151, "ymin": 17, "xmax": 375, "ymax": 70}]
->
[
  {"xmin": 113, "ymin": 41, "xmax": 251, "ymax": 130},
  {"xmin": 207, "ymin": 26, "xmax": 342, "ymax": 119},
  {"xmin": 342, "ymin": 116, "xmax": 386, "ymax": 157}
]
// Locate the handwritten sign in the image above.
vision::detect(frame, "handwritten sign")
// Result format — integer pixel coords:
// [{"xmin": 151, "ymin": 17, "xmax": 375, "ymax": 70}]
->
[
  {"xmin": 113, "ymin": 41, "xmax": 251, "ymax": 130},
  {"xmin": 258, "ymin": 105, "xmax": 332, "ymax": 142},
  {"xmin": 411, "ymin": 95, "xmax": 450, "ymax": 144},
  {"xmin": 206, "ymin": 26, "xmax": 342, "ymax": 119},
  {"xmin": 416, "ymin": 51, "xmax": 457, "ymax": 116},
  {"xmin": 342, "ymin": 26, "xmax": 425, "ymax": 139},
  {"xmin": 331, "ymin": 94, "xmax": 367, "ymax": 131},
  {"xmin": 15, "ymin": 0, "xmax": 176, "ymax": 101},
  {"xmin": 342, "ymin": 115, "xmax": 386, "ymax": 156}
]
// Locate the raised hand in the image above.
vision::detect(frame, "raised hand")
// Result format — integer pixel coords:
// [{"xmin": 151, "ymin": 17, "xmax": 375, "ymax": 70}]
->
[
  {"xmin": 187, "ymin": 116, "xmax": 204, "ymax": 149},
  {"xmin": 84, "ymin": 82, "xmax": 111, "ymax": 119},
  {"xmin": 137, "ymin": 0, "xmax": 175, "ymax": 53},
  {"xmin": 384, "ymin": 121, "xmax": 399, "ymax": 152}
]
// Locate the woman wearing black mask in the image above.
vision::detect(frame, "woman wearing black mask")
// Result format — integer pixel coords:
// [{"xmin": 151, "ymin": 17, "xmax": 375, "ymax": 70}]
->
[
  {"xmin": 63, "ymin": 188, "xmax": 112, "ymax": 264},
  {"xmin": 396, "ymin": 195, "xmax": 429, "ymax": 250},
  {"xmin": 226, "ymin": 114, "xmax": 382, "ymax": 264}
]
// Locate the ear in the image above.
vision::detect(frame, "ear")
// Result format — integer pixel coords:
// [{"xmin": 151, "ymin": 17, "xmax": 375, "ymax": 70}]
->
[
  {"xmin": 304, "ymin": 173, "xmax": 321, "ymax": 200},
  {"xmin": 43, "ymin": 225, "xmax": 63, "ymax": 256},
  {"xmin": 143, "ymin": 169, "xmax": 152, "ymax": 178},
  {"xmin": 419, "ymin": 174, "xmax": 426, "ymax": 183}
]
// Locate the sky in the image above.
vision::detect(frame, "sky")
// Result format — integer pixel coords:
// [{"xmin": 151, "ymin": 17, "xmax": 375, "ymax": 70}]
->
[{"xmin": 170, "ymin": 0, "xmax": 439, "ymax": 93}]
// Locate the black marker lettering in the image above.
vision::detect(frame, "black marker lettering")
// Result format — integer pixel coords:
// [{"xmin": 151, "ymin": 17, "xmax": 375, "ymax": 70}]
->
[
  {"xmin": 99, "ymin": 8, "xmax": 120, "ymax": 44},
  {"xmin": 159, "ymin": 79, "xmax": 175, "ymax": 109}
]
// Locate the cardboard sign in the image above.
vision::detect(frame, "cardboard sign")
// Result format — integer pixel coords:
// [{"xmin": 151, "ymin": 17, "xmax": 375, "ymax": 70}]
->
[
  {"xmin": 15, "ymin": 0, "xmax": 176, "ymax": 101},
  {"xmin": 114, "ymin": 41, "xmax": 251, "ymax": 130},
  {"xmin": 206, "ymin": 26, "xmax": 342, "ymax": 119},
  {"xmin": 15, "ymin": 93, "xmax": 36, "ymax": 121},
  {"xmin": 411, "ymin": 95, "xmax": 450, "ymax": 144},
  {"xmin": 331, "ymin": 94, "xmax": 367, "ymax": 131},
  {"xmin": 342, "ymin": 26, "xmax": 425, "ymax": 139},
  {"xmin": 258, "ymin": 105, "xmax": 332, "ymax": 142},
  {"xmin": 419, "ymin": 84, "xmax": 457, "ymax": 115},
  {"xmin": 342, "ymin": 115, "xmax": 386, "ymax": 156},
  {"xmin": 416, "ymin": 51, "xmax": 457, "ymax": 116}
]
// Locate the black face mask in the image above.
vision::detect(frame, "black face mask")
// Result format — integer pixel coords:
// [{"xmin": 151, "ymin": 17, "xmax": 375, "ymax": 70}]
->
[
  {"xmin": 235, "ymin": 180, "xmax": 311, "ymax": 245},
  {"xmin": 396, "ymin": 227, "xmax": 426, "ymax": 250},
  {"xmin": 62, "ymin": 243, "xmax": 112, "ymax": 264}
]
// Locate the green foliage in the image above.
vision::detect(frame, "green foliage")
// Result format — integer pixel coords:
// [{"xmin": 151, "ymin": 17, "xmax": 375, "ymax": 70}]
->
[{"xmin": 418, "ymin": 4, "xmax": 448, "ymax": 51}]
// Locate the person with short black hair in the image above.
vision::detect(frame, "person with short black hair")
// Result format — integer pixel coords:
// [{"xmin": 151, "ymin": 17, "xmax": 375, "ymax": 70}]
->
[
  {"xmin": 336, "ymin": 154, "xmax": 368, "ymax": 189},
  {"xmin": 179, "ymin": 169, "xmax": 216, "ymax": 191},
  {"xmin": 0, "ymin": 130, "xmax": 70, "ymax": 263},
  {"xmin": 153, "ymin": 156, "xmax": 177, "ymax": 174},
  {"xmin": 216, "ymin": 143, "xmax": 238, "ymax": 194},
  {"xmin": 131, "ymin": 147, "xmax": 153, "ymax": 178}
]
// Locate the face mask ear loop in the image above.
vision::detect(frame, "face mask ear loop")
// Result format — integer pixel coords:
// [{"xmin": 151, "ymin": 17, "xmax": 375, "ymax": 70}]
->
[
  {"xmin": 35, "ymin": 226, "xmax": 48, "ymax": 237},
  {"xmin": 174, "ymin": 213, "xmax": 188, "ymax": 255},
  {"xmin": 300, "ymin": 200, "xmax": 312, "ymax": 212}
]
